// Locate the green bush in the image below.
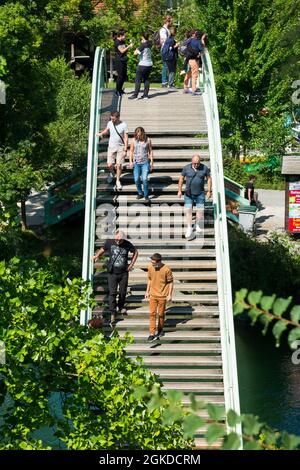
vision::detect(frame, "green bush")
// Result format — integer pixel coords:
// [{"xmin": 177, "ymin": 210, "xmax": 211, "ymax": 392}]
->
[{"xmin": 228, "ymin": 225, "xmax": 300, "ymax": 303}]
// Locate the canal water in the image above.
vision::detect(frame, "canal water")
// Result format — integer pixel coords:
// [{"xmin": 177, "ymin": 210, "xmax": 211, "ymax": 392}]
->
[{"xmin": 235, "ymin": 321, "xmax": 300, "ymax": 435}]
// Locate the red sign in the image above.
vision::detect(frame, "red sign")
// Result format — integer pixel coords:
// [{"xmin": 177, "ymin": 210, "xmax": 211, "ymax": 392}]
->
[{"xmin": 288, "ymin": 183, "xmax": 300, "ymax": 232}]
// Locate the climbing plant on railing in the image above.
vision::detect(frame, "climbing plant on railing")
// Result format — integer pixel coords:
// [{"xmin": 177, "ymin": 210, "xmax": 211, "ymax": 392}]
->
[{"xmin": 233, "ymin": 289, "xmax": 300, "ymax": 348}]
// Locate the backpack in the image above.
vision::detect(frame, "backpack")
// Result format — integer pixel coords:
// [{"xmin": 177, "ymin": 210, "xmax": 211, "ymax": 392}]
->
[
  {"xmin": 178, "ymin": 38, "xmax": 190, "ymax": 57},
  {"xmin": 161, "ymin": 37, "xmax": 175, "ymax": 62},
  {"xmin": 153, "ymin": 26, "xmax": 168, "ymax": 48}
]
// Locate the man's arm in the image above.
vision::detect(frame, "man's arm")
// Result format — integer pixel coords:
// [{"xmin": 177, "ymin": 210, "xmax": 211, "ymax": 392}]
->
[
  {"xmin": 206, "ymin": 175, "xmax": 212, "ymax": 198},
  {"xmin": 145, "ymin": 278, "xmax": 151, "ymax": 299},
  {"xmin": 96, "ymin": 127, "xmax": 109, "ymax": 138},
  {"xmin": 128, "ymin": 249, "xmax": 138, "ymax": 271},
  {"xmin": 247, "ymin": 187, "xmax": 252, "ymax": 202},
  {"xmin": 167, "ymin": 281, "xmax": 173, "ymax": 302},
  {"xmin": 123, "ymin": 132, "xmax": 129, "ymax": 157},
  {"xmin": 178, "ymin": 175, "xmax": 185, "ymax": 198},
  {"xmin": 93, "ymin": 247, "xmax": 105, "ymax": 262}
]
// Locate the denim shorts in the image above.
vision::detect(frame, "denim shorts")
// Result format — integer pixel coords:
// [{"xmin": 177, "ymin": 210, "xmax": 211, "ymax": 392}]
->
[{"xmin": 184, "ymin": 192, "xmax": 205, "ymax": 208}]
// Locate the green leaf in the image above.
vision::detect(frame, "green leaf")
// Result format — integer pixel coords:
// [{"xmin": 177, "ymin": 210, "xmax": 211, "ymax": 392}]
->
[
  {"xmin": 281, "ymin": 432, "xmax": 300, "ymax": 450},
  {"xmin": 288, "ymin": 328, "xmax": 300, "ymax": 349},
  {"xmin": 227, "ymin": 409, "xmax": 241, "ymax": 427},
  {"xmin": 272, "ymin": 320, "xmax": 287, "ymax": 347},
  {"xmin": 242, "ymin": 415, "xmax": 263, "ymax": 436},
  {"xmin": 207, "ymin": 403, "xmax": 226, "ymax": 421},
  {"xmin": 165, "ymin": 389, "xmax": 183, "ymax": 405},
  {"xmin": 243, "ymin": 441, "xmax": 262, "ymax": 450},
  {"xmin": 205, "ymin": 424, "xmax": 226, "ymax": 445},
  {"xmin": 235, "ymin": 289, "xmax": 248, "ymax": 302},
  {"xmin": 260, "ymin": 295, "xmax": 276, "ymax": 311},
  {"xmin": 233, "ymin": 302, "xmax": 245, "ymax": 315},
  {"xmin": 247, "ymin": 290, "xmax": 263, "ymax": 306},
  {"xmin": 221, "ymin": 432, "xmax": 242, "ymax": 450},
  {"xmin": 259, "ymin": 314, "xmax": 272, "ymax": 335},
  {"xmin": 248, "ymin": 307, "xmax": 261, "ymax": 325},
  {"xmin": 183, "ymin": 414, "xmax": 205, "ymax": 438},
  {"xmin": 273, "ymin": 297, "xmax": 292, "ymax": 317},
  {"xmin": 290, "ymin": 305, "xmax": 300, "ymax": 323}
]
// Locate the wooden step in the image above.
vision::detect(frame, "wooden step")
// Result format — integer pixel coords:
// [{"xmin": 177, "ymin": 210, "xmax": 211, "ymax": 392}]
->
[
  {"xmin": 125, "ymin": 343, "xmax": 221, "ymax": 354},
  {"xmin": 99, "ymin": 149, "xmax": 210, "ymax": 159},
  {"xmin": 95, "ymin": 272, "xmax": 218, "ymax": 281},
  {"xmin": 194, "ymin": 438, "xmax": 222, "ymax": 449},
  {"xmin": 140, "ymin": 356, "xmax": 222, "ymax": 366},
  {"xmin": 162, "ymin": 382, "xmax": 224, "ymax": 393},
  {"xmin": 103, "ymin": 320, "xmax": 220, "ymax": 331},
  {"xmin": 149, "ymin": 368, "xmax": 223, "ymax": 380},
  {"xmin": 96, "ymin": 282, "xmax": 218, "ymax": 291},
  {"xmin": 95, "ymin": 239, "xmax": 216, "ymax": 248},
  {"xmin": 94, "ymin": 305, "xmax": 219, "ymax": 320},
  {"xmin": 117, "ymin": 331, "xmax": 221, "ymax": 342},
  {"xmin": 97, "ymin": 172, "xmax": 210, "ymax": 181},
  {"xmin": 95, "ymin": 294, "xmax": 219, "ymax": 305}
]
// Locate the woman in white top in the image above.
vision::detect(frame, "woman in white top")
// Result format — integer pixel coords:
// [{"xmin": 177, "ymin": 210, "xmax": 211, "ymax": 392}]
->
[
  {"xmin": 129, "ymin": 127, "xmax": 154, "ymax": 203},
  {"xmin": 128, "ymin": 33, "xmax": 153, "ymax": 100}
]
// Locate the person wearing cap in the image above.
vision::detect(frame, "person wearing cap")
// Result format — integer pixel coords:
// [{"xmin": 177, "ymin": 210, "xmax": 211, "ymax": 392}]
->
[
  {"xmin": 144, "ymin": 253, "xmax": 173, "ymax": 341},
  {"xmin": 178, "ymin": 154, "xmax": 212, "ymax": 239}
]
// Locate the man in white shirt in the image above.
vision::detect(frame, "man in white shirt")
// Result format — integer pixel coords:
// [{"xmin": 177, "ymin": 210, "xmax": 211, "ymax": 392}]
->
[
  {"xmin": 96, "ymin": 111, "xmax": 128, "ymax": 191},
  {"xmin": 159, "ymin": 15, "xmax": 172, "ymax": 87}
]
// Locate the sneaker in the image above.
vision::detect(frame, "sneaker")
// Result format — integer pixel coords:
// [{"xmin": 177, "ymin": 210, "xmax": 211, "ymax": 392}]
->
[
  {"xmin": 106, "ymin": 172, "xmax": 114, "ymax": 184},
  {"xmin": 144, "ymin": 197, "xmax": 150, "ymax": 204},
  {"xmin": 118, "ymin": 308, "xmax": 127, "ymax": 316},
  {"xmin": 195, "ymin": 224, "xmax": 202, "ymax": 233},
  {"xmin": 148, "ymin": 334, "xmax": 155, "ymax": 342},
  {"xmin": 143, "ymin": 96, "xmax": 149, "ymax": 100},
  {"xmin": 191, "ymin": 91, "xmax": 202, "ymax": 96},
  {"xmin": 183, "ymin": 88, "xmax": 191, "ymax": 94},
  {"xmin": 128, "ymin": 95, "xmax": 138, "ymax": 100},
  {"xmin": 179, "ymin": 70, "xmax": 186, "ymax": 76},
  {"xmin": 161, "ymin": 83, "xmax": 168, "ymax": 88},
  {"xmin": 110, "ymin": 313, "xmax": 116, "ymax": 326},
  {"xmin": 115, "ymin": 180, "xmax": 123, "ymax": 191},
  {"xmin": 153, "ymin": 333, "xmax": 161, "ymax": 341},
  {"xmin": 185, "ymin": 226, "xmax": 194, "ymax": 238},
  {"xmin": 136, "ymin": 194, "xmax": 143, "ymax": 200}
]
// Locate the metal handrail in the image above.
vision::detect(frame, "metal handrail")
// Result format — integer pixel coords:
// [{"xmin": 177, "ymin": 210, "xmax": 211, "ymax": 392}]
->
[
  {"xmin": 80, "ymin": 47, "xmax": 106, "ymax": 325},
  {"xmin": 202, "ymin": 50, "xmax": 243, "ymax": 445}
]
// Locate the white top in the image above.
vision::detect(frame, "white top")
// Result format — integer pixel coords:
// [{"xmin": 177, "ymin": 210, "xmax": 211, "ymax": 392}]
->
[
  {"xmin": 106, "ymin": 121, "xmax": 128, "ymax": 149},
  {"xmin": 159, "ymin": 25, "xmax": 170, "ymax": 47}
]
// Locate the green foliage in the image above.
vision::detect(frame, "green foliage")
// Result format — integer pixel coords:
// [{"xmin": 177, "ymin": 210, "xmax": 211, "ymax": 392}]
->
[
  {"xmin": 0, "ymin": 258, "xmax": 190, "ymax": 449},
  {"xmin": 234, "ymin": 289, "xmax": 300, "ymax": 348},
  {"xmin": 229, "ymin": 225, "xmax": 300, "ymax": 302}
]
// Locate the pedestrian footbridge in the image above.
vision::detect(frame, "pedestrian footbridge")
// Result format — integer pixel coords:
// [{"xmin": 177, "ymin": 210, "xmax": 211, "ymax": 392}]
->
[{"xmin": 81, "ymin": 48, "xmax": 242, "ymax": 448}]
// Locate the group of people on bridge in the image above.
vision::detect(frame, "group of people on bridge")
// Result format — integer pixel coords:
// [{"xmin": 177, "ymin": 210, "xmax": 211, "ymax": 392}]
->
[{"xmin": 113, "ymin": 15, "xmax": 207, "ymax": 100}]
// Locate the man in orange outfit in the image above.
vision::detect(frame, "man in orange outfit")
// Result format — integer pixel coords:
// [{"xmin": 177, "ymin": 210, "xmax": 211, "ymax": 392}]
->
[{"xmin": 145, "ymin": 253, "xmax": 173, "ymax": 342}]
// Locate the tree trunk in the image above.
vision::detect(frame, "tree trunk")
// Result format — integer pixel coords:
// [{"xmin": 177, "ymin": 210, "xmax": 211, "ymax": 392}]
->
[{"xmin": 20, "ymin": 199, "xmax": 27, "ymax": 231}]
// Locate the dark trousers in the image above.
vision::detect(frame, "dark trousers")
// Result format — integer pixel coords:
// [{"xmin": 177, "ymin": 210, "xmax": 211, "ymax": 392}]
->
[
  {"xmin": 108, "ymin": 272, "xmax": 128, "ymax": 314},
  {"xmin": 134, "ymin": 65, "xmax": 152, "ymax": 97},
  {"xmin": 115, "ymin": 61, "xmax": 127, "ymax": 93},
  {"xmin": 166, "ymin": 60, "xmax": 177, "ymax": 87}
]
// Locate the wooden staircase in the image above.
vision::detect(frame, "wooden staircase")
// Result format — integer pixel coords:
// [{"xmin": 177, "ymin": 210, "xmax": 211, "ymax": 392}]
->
[{"xmin": 93, "ymin": 89, "xmax": 224, "ymax": 448}]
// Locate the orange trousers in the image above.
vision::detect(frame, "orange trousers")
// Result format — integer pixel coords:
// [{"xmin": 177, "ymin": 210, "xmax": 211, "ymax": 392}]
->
[
  {"xmin": 183, "ymin": 59, "xmax": 199, "ymax": 92},
  {"xmin": 149, "ymin": 296, "xmax": 167, "ymax": 335}
]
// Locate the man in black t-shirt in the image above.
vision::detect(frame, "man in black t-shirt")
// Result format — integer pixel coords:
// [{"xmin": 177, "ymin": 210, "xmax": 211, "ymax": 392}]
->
[
  {"xmin": 245, "ymin": 175, "xmax": 256, "ymax": 206},
  {"xmin": 93, "ymin": 230, "xmax": 138, "ymax": 325},
  {"xmin": 114, "ymin": 30, "xmax": 133, "ymax": 96}
]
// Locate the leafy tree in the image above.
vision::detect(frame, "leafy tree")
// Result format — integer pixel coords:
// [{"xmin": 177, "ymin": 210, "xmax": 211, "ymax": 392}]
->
[{"xmin": 0, "ymin": 258, "xmax": 190, "ymax": 449}]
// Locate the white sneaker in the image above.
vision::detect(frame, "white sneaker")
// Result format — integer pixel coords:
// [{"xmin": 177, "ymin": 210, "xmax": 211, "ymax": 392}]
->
[
  {"xmin": 115, "ymin": 180, "xmax": 122, "ymax": 191},
  {"xmin": 185, "ymin": 226, "xmax": 193, "ymax": 238},
  {"xmin": 195, "ymin": 224, "xmax": 202, "ymax": 233}
]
